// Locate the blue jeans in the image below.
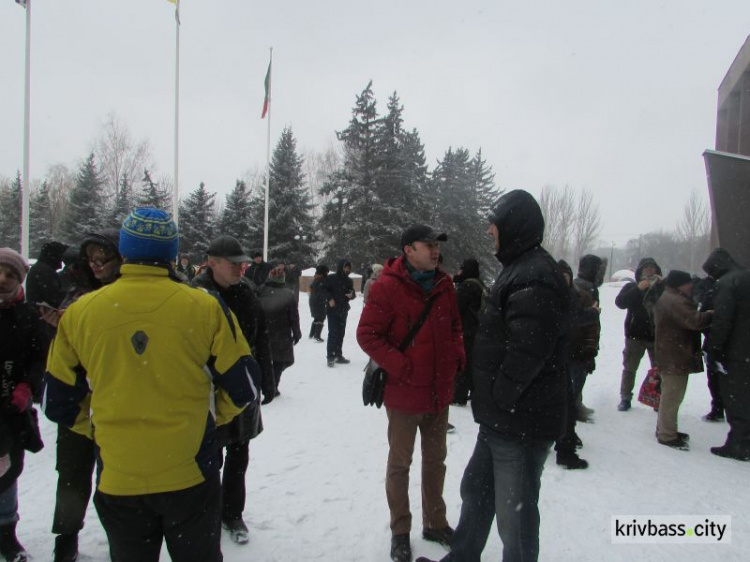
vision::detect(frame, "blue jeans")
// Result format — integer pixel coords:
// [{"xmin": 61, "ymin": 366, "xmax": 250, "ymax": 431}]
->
[
  {"xmin": 0, "ymin": 481, "xmax": 19, "ymax": 527},
  {"xmin": 446, "ymin": 428, "xmax": 552, "ymax": 562}
]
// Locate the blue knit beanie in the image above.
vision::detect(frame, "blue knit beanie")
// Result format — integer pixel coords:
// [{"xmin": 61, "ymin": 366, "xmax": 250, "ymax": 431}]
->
[{"xmin": 119, "ymin": 208, "xmax": 179, "ymax": 262}]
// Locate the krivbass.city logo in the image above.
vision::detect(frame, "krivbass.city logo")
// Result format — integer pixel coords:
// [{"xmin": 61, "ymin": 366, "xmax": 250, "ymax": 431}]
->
[{"xmin": 611, "ymin": 515, "xmax": 731, "ymax": 544}]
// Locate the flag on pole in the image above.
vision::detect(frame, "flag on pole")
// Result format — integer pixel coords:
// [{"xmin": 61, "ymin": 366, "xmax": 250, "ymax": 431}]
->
[
  {"xmin": 167, "ymin": 0, "xmax": 180, "ymax": 25},
  {"xmin": 261, "ymin": 62, "xmax": 271, "ymax": 119},
  {"xmin": 15, "ymin": 0, "xmax": 27, "ymax": 8}
]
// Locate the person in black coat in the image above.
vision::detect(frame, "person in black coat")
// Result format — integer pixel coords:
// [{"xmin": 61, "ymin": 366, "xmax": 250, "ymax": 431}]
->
[
  {"xmin": 702, "ymin": 248, "xmax": 750, "ymax": 461},
  {"xmin": 191, "ymin": 235, "xmax": 275, "ymax": 544},
  {"xmin": 554, "ymin": 259, "xmax": 601, "ymax": 469},
  {"xmin": 25, "ymin": 241, "xmax": 68, "ymax": 309},
  {"xmin": 571, "ymin": 254, "xmax": 605, "ymax": 421},
  {"xmin": 437, "ymin": 190, "xmax": 569, "ymax": 562},
  {"xmin": 452, "ymin": 257, "xmax": 485, "ymax": 405},
  {"xmin": 244, "ymin": 251, "xmax": 273, "ymax": 286},
  {"xmin": 308, "ymin": 265, "xmax": 329, "ymax": 342},
  {"xmin": 258, "ymin": 264, "xmax": 302, "ymax": 394},
  {"xmin": 693, "ymin": 275, "xmax": 724, "ymax": 421},
  {"xmin": 0, "ymin": 248, "xmax": 45, "ymax": 562},
  {"xmin": 614, "ymin": 257, "xmax": 662, "ymax": 411},
  {"xmin": 320, "ymin": 259, "xmax": 356, "ymax": 366}
]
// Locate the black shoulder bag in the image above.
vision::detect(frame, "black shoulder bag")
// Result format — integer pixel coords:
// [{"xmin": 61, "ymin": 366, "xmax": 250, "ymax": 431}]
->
[{"xmin": 363, "ymin": 296, "xmax": 437, "ymax": 408}]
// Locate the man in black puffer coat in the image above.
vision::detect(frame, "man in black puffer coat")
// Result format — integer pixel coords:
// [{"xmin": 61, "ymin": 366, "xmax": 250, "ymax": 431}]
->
[
  {"xmin": 614, "ymin": 257, "xmax": 662, "ymax": 411},
  {"xmin": 436, "ymin": 190, "xmax": 569, "ymax": 562},
  {"xmin": 702, "ymin": 248, "xmax": 750, "ymax": 461},
  {"xmin": 191, "ymin": 235, "xmax": 275, "ymax": 544}
]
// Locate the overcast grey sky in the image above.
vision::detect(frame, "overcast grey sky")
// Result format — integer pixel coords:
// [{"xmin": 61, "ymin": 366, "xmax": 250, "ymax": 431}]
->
[{"xmin": 1, "ymin": 0, "xmax": 748, "ymax": 246}]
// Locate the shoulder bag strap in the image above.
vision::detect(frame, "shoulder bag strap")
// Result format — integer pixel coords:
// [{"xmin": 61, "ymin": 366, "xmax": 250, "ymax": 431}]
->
[{"xmin": 397, "ymin": 294, "xmax": 438, "ymax": 352}]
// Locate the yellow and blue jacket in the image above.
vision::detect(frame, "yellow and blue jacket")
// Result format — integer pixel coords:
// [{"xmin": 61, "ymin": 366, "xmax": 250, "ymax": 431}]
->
[{"xmin": 43, "ymin": 264, "xmax": 259, "ymax": 496}]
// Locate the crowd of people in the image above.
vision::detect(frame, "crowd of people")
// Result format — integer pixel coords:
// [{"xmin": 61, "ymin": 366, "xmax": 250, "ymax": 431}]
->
[{"xmin": 0, "ymin": 188, "xmax": 748, "ymax": 562}]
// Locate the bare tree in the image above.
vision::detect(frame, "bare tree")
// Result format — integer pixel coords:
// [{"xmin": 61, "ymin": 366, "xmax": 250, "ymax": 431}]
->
[
  {"xmin": 93, "ymin": 113, "xmax": 154, "ymax": 202},
  {"xmin": 677, "ymin": 188, "xmax": 710, "ymax": 273},
  {"xmin": 539, "ymin": 184, "xmax": 575, "ymax": 261},
  {"xmin": 303, "ymin": 142, "xmax": 341, "ymax": 221},
  {"xmin": 572, "ymin": 188, "xmax": 602, "ymax": 264}
]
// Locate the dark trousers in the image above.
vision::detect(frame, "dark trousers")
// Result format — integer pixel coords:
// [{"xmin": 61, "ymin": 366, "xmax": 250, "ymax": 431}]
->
[
  {"xmin": 707, "ymin": 368, "xmax": 724, "ymax": 411},
  {"xmin": 94, "ymin": 475, "xmax": 222, "ymax": 562},
  {"xmin": 309, "ymin": 312, "xmax": 325, "ymax": 338},
  {"xmin": 221, "ymin": 441, "xmax": 249, "ymax": 523},
  {"xmin": 721, "ymin": 371, "xmax": 750, "ymax": 453},
  {"xmin": 326, "ymin": 310, "xmax": 348, "ymax": 359},
  {"xmin": 52, "ymin": 425, "xmax": 96, "ymax": 535},
  {"xmin": 555, "ymin": 364, "xmax": 583, "ymax": 456},
  {"xmin": 448, "ymin": 428, "xmax": 552, "ymax": 562}
]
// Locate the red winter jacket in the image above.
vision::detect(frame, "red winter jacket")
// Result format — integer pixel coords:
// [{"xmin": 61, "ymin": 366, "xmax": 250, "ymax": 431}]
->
[{"xmin": 357, "ymin": 256, "xmax": 464, "ymax": 414}]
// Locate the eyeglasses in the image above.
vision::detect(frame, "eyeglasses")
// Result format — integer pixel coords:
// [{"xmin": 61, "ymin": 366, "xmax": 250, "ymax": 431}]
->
[{"xmin": 88, "ymin": 256, "xmax": 116, "ymax": 267}]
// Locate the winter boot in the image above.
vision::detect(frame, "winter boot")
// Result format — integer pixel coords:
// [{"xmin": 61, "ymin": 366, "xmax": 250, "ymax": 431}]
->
[
  {"xmin": 556, "ymin": 451, "xmax": 589, "ymax": 469},
  {"xmin": 390, "ymin": 534, "xmax": 411, "ymax": 562},
  {"xmin": 710, "ymin": 445, "xmax": 750, "ymax": 461},
  {"xmin": 703, "ymin": 408, "xmax": 725, "ymax": 422},
  {"xmin": 0, "ymin": 523, "xmax": 27, "ymax": 562},
  {"xmin": 422, "ymin": 525, "xmax": 454, "ymax": 548},
  {"xmin": 657, "ymin": 435, "xmax": 689, "ymax": 451},
  {"xmin": 335, "ymin": 356, "xmax": 351, "ymax": 364},
  {"xmin": 53, "ymin": 533, "xmax": 79, "ymax": 562},
  {"xmin": 617, "ymin": 399, "xmax": 631, "ymax": 412},
  {"xmin": 222, "ymin": 518, "xmax": 249, "ymax": 545}
]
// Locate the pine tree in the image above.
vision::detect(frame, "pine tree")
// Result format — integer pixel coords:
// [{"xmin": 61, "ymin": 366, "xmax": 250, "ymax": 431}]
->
[
  {"xmin": 430, "ymin": 147, "xmax": 500, "ymax": 277},
  {"xmin": 30, "ymin": 180, "xmax": 53, "ymax": 256},
  {"xmin": 58, "ymin": 154, "xmax": 106, "ymax": 244},
  {"xmin": 179, "ymin": 182, "xmax": 217, "ymax": 260},
  {"xmin": 218, "ymin": 180, "xmax": 255, "ymax": 253},
  {"xmin": 318, "ymin": 82, "xmax": 381, "ymax": 267},
  {"xmin": 0, "ymin": 172, "xmax": 22, "ymax": 250},
  {"xmin": 108, "ymin": 174, "xmax": 135, "ymax": 227},
  {"xmin": 137, "ymin": 170, "xmax": 171, "ymax": 212},
  {"xmin": 254, "ymin": 127, "xmax": 317, "ymax": 265}
]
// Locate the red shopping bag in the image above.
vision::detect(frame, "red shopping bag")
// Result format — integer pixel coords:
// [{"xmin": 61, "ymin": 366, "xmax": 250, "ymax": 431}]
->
[{"xmin": 637, "ymin": 367, "xmax": 661, "ymax": 409}]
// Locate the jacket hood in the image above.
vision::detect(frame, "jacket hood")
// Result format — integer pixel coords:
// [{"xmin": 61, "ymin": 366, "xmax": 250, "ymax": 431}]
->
[
  {"xmin": 635, "ymin": 257, "xmax": 662, "ymax": 281},
  {"xmin": 578, "ymin": 254, "xmax": 607, "ymax": 286},
  {"xmin": 457, "ymin": 258, "xmax": 480, "ymax": 280},
  {"xmin": 37, "ymin": 241, "xmax": 69, "ymax": 268},
  {"xmin": 80, "ymin": 228, "xmax": 122, "ymax": 259},
  {"xmin": 702, "ymin": 248, "xmax": 740, "ymax": 279},
  {"xmin": 488, "ymin": 190, "xmax": 544, "ymax": 266},
  {"xmin": 336, "ymin": 259, "xmax": 351, "ymax": 276}
]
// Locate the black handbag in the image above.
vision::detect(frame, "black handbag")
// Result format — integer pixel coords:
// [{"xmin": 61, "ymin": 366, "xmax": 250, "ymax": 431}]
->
[
  {"xmin": 21, "ymin": 406, "xmax": 44, "ymax": 453},
  {"xmin": 363, "ymin": 296, "xmax": 437, "ymax": 408}
]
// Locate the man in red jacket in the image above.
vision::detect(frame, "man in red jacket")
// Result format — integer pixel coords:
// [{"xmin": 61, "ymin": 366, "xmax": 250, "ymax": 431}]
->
[{"xmin": 357, "ymin": 225, "xmax": 465, "ymax": 562}]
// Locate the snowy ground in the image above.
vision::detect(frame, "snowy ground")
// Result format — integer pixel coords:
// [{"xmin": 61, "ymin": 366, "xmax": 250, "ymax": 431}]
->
[{"xmin": 18, "ymin": 284, "xmax": 748, "ymax": 561}]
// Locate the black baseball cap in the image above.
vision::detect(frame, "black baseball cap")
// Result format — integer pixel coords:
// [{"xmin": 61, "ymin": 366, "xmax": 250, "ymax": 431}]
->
[
  {"xmin": 400, "ymin": 225, "xmax": 448, "ymax": 248},
  {"xmin": 206, "ymin": 235, "xmax": 249, "ymax": 263}
]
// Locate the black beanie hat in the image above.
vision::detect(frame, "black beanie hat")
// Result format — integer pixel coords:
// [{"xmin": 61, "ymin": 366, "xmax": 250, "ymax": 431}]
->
[{"xmin": 664, "ymin": 270, "xmax": 692, "ymax": 288}]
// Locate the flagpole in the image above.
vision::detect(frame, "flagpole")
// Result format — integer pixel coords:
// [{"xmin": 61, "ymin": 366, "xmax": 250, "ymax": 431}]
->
[
  {"xmin": 21, "ymin": 0, "xmax": 32, "ymax": 259},
  {"xmin": 173, "ymin": 1, "xmax": 180, "ymax": 225},
  {"xmin": 263, "ymin": 47, "xmax": 273, "ymax": 261}
]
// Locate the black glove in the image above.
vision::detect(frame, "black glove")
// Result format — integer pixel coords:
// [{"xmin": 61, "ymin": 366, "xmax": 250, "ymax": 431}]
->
[
  {"xmin": 261, "ymin": 394, "xmax": 274, "ymax": 405},
  {"xmin": 293, "ymin": 336, "xmax": 301, "ymax": 345}
]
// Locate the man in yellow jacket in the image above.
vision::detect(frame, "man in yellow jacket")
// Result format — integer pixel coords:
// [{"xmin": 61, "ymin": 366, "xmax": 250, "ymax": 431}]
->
[{"xmin": 44, "ymin": 208, "xmax": 260, "ymax": 562}]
